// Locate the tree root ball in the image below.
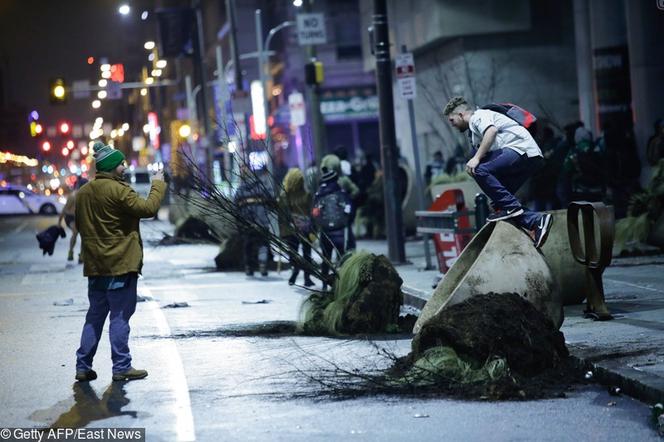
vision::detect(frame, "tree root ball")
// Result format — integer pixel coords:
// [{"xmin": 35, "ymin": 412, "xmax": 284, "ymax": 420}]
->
[{"xmin": 412, "ymin": 293, "xmax": 569, "ymax": 376}]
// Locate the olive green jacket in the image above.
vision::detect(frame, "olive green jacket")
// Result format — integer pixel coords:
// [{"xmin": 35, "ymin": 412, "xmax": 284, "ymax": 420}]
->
[{"xmin": 75, "ymin": 172, "xmax": 166, "ymax": 276}]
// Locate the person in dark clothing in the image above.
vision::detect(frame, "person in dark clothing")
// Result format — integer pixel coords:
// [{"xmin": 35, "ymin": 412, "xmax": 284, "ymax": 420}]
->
[
  {"xmin": 603, "ymin": 123, "xmax": 642, "ymax": 218},
  {"xmin": 563, "ymin": 126, "xmax": 607, "ymax": 202},
  {"xmin": 234, "ymin": 167, "xmax": 274, "ymax": 276},
  {"xmin": 312, "ymin": 168, "xmax": 352, "ymax": 290},
  {"xmin": 424, "ymin": 151, "xmax": 446, "ymax": 185},
  {"xmin": 278, "ymin": 168, "xmax": 314, "ymax": 287},
  {"xmin": 531, "ymin": 126, "xmax": 562, "ymax": 211},
  {"xmin": 556, "ymin": 122, "xmax": 584, "ymax": 208}
]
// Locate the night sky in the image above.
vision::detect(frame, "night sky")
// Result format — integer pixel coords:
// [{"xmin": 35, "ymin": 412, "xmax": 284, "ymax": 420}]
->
[{"xmin": 0, "ymin": 0, "xmax": 154, "ymax": 154}]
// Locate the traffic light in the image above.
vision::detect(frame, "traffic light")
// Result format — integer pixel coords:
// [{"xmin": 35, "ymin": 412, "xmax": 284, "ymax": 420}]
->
[
  {"xmin": 50, "ymin": 78, "xmax": 67, "ymax": 104},
  {"xmin": 29, "ymin": 121, "xmax": 43, "ymax": 137},
  {"xmin": 304, "ymin": 60, "xmax": 324, "ymax": 85}
]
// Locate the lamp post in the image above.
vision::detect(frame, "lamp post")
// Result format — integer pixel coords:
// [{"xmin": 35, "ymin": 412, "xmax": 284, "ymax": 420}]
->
[{"xmin": 255, "ymin": 9, "xmax": 296, "ymax": 176}]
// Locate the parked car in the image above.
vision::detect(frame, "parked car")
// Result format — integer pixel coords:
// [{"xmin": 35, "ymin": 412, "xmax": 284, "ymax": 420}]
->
[
  {"xmin": 0, "ymin": 185, "xmax": 64, "ymax": 215},
  {"xmin": 124, "ymin": 167, "xmax": 152, "ymax": 198}
]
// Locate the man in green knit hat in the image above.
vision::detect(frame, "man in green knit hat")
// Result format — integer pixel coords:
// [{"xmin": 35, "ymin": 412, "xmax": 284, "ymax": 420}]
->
[{"xmin": 74, "ymin": 141, "xmax": 166, "ymax": 382}]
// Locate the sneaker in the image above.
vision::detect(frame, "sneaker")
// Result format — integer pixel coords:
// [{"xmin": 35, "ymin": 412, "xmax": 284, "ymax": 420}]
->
[
  {"xmin": 533, "ymin": 213, "xmax": 553, "ymax": 249},
  {"xmin": 75, "ymin": 369, "xmax": 97, "ymax": 382},
  {"xmin": 487, "ymin": 207, "xmax": 524, "ymax": 222},
  {"xmin": 112, "ymin": 367, "xmax": 148, "ymax": 382},
  {"xmin": 303, "ymin": 277, "xmax": 315, "ymax": 288}
]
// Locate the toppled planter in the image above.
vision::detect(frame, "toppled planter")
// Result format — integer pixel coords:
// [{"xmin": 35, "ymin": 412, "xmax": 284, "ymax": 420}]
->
[
  {"xmin": 412, "ymin": 293, "xmax": 568, "ymax": 376},
  {"xmin": 301, "ymin": 251, "xmax": 403, "ymax": 335}
]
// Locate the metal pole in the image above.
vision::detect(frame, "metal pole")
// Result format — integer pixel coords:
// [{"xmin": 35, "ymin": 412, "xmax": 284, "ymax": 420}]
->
[
  {"xmin": 215, "ymin": 46, "xmax": 229, "ymax": 139},
  {"xmin": 402, "ymin": 45, "xmax": 433, "ymax": 270},
  {"xmin": 373, "ymin": 0, "xmax": 406, "ymax": 263},
  {"xmin": 255, "ymin": 9, "xmax": 273, "ymax": 176},
  {"xmin": 303, "ymin": 0, "xmax": 326, "ymax": 168},
  {"xmin": 226, "ymin": 0, "xmax": 243, "ymax": 93},
  {"xmin": 185, "ymin": 75, "xmax": 198, "ymax": 124},
  {"xmin": 193, "ymin": 1, "xmax": 213, "ymax": 178},
  {"xmin": 215, "ymin": 45, "xmax": 232, "ymax": 185}
]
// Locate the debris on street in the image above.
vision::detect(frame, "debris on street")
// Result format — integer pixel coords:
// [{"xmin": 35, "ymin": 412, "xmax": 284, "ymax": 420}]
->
[
  {"xmin": 300, "ymin": 251, "xmax": 403, "ymax": 335},
  {"xmin": 53, "ymin": 298, "xmax": 74, "ymax": 306},
  {"xmin": 162, "ymin": 302, "xmax": 190, "ymax": 309}
]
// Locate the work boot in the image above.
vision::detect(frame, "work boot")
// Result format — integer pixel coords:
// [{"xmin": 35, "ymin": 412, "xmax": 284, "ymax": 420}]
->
[
  {"xmin": 259, "ymin": 263, "xmax": 268, "ymax": 277},
  {"xmin": 67, "ymin": 250, "xmax": 74, "ymax": 261},
  {"xmin": 112, "ymin": 367, "xmax": 148, "ymax": 382},
  {"xmin": 75, "ymin": 369, "xmax": 97, "ymax": 382}
]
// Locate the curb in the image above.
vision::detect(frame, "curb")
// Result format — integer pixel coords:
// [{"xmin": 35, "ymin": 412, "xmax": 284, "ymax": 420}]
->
[{"xmin": 402, "ymin": 284, "xmax": 664, "ymax": 406}]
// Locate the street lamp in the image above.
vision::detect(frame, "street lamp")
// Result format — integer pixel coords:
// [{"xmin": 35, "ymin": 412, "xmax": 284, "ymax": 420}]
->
[
  {"xmin": 144, "ymin": 41, "xmax": 155, "ymax": 50},
  {"xmin": 118, "ymin": 4, "xmax": 130, "ymax": 15}
]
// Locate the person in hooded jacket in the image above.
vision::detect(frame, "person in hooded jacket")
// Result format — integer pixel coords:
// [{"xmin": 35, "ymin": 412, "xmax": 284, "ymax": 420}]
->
[
  {"xmin": 278, "ymin": 168, "xmax": 315, "ymax": 287},
  {"xmin": 234, "ymin": 165, "xmax": 274, "ymax": 276},
  {"xmin": 321, "ymin": 154, "xmax": 359, "ymax": 250},
  {"xmin": 312, "ymin": 167, "xmax": 352, "ymax": 290}
]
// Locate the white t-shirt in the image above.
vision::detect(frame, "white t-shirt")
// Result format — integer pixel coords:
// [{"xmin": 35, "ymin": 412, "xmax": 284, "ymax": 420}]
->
[{"xmin": 468, "ymin": 109, "xmax": 542, "ymax": 158}]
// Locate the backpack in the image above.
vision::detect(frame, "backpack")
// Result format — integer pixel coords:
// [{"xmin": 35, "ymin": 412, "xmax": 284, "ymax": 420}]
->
[
  {"xmin": 482, "ymin": 103, "xmax": 537, "ymax": 130},
  {"xmin": 312, "ymin": 190, "xmax": 352, "ymax": 232}
]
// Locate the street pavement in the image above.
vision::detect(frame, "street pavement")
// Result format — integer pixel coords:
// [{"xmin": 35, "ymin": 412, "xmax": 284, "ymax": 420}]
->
[{"xmin": 0, "ymin": 215, "xmax": 661, "ymax": 441}]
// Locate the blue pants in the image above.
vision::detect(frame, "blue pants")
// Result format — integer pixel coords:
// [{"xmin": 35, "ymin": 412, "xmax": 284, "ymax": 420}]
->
[
  {"xmin": 473, "ymin": 148, "xmax": 544, "ymax": 230},
  {"xmin": 76, "ymin": 275, "xmax": 138, "ymax": 374}
]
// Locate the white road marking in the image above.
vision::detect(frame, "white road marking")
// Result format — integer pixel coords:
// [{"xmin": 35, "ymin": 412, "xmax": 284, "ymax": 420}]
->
[
  {"xmin": 12, "ymin": 219, "xmax": 29, "ymax": 234},
  {"xmin": 605, "ymin": 278, "xmax": 664, "ymax": 294},
  {"xmin": 140, "ymin": 287, "xmax": 196, "ymax": 441}
]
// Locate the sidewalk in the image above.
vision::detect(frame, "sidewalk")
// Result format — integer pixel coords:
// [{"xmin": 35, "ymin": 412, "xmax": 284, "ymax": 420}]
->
[{"xmin": 357, "ymin": 238, "xmax": 664, "ymax": 405}]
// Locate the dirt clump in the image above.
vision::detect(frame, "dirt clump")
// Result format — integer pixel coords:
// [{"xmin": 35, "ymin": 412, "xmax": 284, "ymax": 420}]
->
[{"xmin": 412, "ymin": 292, "xmax": 568, "ymax": 377}]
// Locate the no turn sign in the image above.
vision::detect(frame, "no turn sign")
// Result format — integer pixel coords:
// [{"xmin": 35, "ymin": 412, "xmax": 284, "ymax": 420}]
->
[{"xmin": 296, "ymin": 13, "xmax": 327, "ymax": 46}]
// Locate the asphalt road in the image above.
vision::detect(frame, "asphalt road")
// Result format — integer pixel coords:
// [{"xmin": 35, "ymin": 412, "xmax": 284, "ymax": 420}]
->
[{"xmin": 0, "ymin": 216, "xmax": 660, "ymax": 441}]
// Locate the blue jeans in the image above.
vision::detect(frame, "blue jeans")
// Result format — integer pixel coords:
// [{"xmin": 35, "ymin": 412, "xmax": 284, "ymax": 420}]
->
[
  {"xmin": 76, "ymin": 274, "xmax": 138, "ymax": 374},
  {"xmin": 473, "ymin": 148, "xmax": 544, "ymax": 230}
]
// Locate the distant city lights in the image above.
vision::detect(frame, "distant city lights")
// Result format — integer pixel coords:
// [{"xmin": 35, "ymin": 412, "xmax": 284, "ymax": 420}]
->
[
  {"xmin": 155, "ymin": 59, "xmax": 167, "ymax": 69},
  {"xmin": 144, "ymin": 41, "xmax": 155, "ymax": 50},
  {"xmin": 30, "ymin": 110, "xmax": 39, "ymax": 120},
  {"xmin": 118, "ymin": 4, "xmax": 130, "ymax": 15},
  {"xmin": 98, "ymin": 79, "xmax": 107, "ymax": 87},
  {"xmin": 92, "ymin": 100, "xmax": 101, "ymax": 109},
  {"xmin": 87, "ymin": 56, "xmax": 95, "ymax": 65},
  {"xmin": 141, "ymin": 10, "xmax": 149, "ymax": 20}
]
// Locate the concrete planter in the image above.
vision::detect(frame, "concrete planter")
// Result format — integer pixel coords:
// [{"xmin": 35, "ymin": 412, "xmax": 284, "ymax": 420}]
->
[{"xmin": 414, "ymin": 221, "xmax": 563, "ymax": 333}]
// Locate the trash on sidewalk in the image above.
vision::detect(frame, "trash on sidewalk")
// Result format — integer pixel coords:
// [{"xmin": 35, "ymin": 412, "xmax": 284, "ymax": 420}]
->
[
  {"xmin": 585, "ymin": 371, "xmax": 594, "ymax": 380},
  {"xmin": 137, "ymin": 294, "xmax": 154, "ymax": 302},
  {"xmin": 53, "ymin": 298, "xmax": 74, "ymax": 306},
  {"xmin": 242, "ymin": 299, "xmax": 272, "ymax": 305},
  {"xmin": 413, "ymin": 413, "xmax": 429, "ymax": 418},
  {"xmin": 609, "ymin": 386, "xmax": 621, "ymax": 396},
  {"xmin": 162, "ymin": 302, "xmax": 190, "ymax": 308}
]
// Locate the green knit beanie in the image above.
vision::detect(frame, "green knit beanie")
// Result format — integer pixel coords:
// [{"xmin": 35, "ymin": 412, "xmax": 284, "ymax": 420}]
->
[{"xmin": 92, "ymin": 141, "xmax": 125, "ymax": 172}]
